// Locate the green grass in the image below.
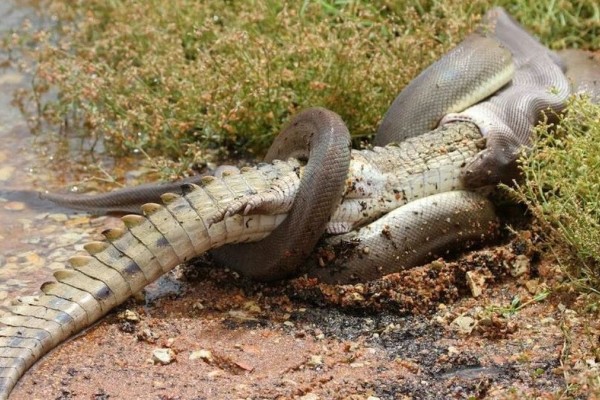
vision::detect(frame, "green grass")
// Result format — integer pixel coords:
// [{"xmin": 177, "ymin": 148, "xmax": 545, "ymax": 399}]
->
[
  {"xmin": 510, "ymin": 97, "xmax": 600, "ymax": 292},
  {"xmin": 11, "ymin": 1, "xmax": 598, "ymax": 169},
  {"xmin": 3, "ymin": 0, "xmax": 600, "ymax": 290}
]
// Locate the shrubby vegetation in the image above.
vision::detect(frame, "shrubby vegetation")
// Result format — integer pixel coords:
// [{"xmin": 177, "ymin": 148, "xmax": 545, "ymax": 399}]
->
[{"xmin": 3, "ymin": 0, "xmax": 599, "ymax": 289}]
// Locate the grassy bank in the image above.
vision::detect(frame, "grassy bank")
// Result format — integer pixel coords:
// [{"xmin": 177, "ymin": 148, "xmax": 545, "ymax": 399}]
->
[{"xmin": 4, "ymin": 0, "xmax": 600, "ymax": 290}]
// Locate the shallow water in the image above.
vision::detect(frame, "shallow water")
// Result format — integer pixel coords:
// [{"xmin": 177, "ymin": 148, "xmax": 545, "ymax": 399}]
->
[
  {"xmin": 0, "ymin": 1, "xmax": 78, "ymax": 304},
  {"xmin": 0, "ymin": 1, "xmax": 143, "ymax": 307}
]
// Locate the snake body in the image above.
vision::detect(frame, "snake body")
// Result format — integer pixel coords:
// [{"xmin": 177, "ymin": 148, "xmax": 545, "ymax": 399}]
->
[
  {"xmin": 40, "ymin": 29, "xmax": 515, "ymax": 282},
  {"xmin": 444, "ymin": 8, "xmax": 571, "ymax": 187},
  {"xmin": 375, "ymin": 33, "xmax": 514, "ymax": 145},
  {"xmin": 0, "ymin": 7, "xmax": 592, "ymax": 399},
  {"xmin": 212, "ymin": 108, "xmax": 352, "ymax": 281}
]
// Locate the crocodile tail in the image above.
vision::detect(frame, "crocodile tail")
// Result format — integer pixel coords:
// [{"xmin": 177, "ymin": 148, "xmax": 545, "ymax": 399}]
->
[
  {"xmin": 0, "ymin": 203, "xmax": 188, "ymax": 398},
  {"xmin": 0, "ymin": 163, "xmax": 296, "ymax": 399}
]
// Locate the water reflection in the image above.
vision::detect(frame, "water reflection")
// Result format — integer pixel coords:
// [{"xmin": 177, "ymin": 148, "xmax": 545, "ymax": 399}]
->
[{"xmin": 0, "ymin": 1, "xmax": 131, "ymax": 306}]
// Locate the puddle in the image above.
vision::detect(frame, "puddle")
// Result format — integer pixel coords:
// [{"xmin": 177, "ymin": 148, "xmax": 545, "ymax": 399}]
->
[{"xmin": 0, "ymin": 1, "xmax": 150, "ymax": 307}]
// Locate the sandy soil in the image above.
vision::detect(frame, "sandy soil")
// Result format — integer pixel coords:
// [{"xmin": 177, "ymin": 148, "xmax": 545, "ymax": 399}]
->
[{"xmin": 8, "ymin": 228, "xmax": 600, "ymax": 400}]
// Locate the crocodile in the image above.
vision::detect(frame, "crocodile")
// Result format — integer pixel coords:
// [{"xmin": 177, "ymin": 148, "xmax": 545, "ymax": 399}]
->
[
  {"xmin": 0, "ymin": 120, "xmax": 496, "ymax": 398},
  {"xmin": 0, "ymin": 6, "xmax": 592, "ymax": 398}
]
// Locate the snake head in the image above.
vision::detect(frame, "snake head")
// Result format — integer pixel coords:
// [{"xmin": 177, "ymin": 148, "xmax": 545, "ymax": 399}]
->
[{"xmin": 460, "ymin": 136, "xmax": 524, "ymax": 188}]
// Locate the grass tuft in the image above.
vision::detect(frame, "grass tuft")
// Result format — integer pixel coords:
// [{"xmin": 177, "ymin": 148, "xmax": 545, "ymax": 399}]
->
[{"xmin": 509, "ymin": 97, "xmax": 600, "ymax": 292}]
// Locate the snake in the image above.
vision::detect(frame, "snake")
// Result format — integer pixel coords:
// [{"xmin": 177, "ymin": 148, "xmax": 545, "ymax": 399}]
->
[
  {"xmin": 39, "ymin": 7, "xmax": 577, "ymax": 281},
  {"xmin": 2, "ymin": 7, "xmax": 596, "ymax": 398}
]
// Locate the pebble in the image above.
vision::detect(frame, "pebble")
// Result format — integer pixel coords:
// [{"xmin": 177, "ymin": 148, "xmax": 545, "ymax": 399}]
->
[
  {"xmin": 152, "ymin": 348, "xmax": 176, "ymax": 365},
  {"xmin": 451, "ymin": 315, "xmax": 476, "ymax": 335},
  {"xmin": 47, "ymin": 262, "xmax": 65, "ymax": 271},
  {"xmin": 118, "ymin": 309, "xmax": 140, "ymax": 323},
  {"xmin": 307, "ymin": 355, "xmax": 323, "ymax": 367},
  {"xmin": 23, "ymin": 237, "xmax": 42, "ymax": 245},
  {"xmin": 509, "ymin": 254, "xmax": 530, "ymax": 277},
  {"xmin": 189, "ymin": 349, "xmax": 213, "ymax": 362},
  {"xmin": 3, "ymin": 201, "xmax": 25, "ymax": 211},
  {"xmin": 298, "ymin": 394, "xmax": 319, "ymax": 400},
  {"xmin": 4, "ymin": 279, "xmax": 27, "ymax": 288},
  {"xmin": 0, "ymin": 72, "xmax": 24, "ymax": 85},
  {"xmin": 48, "ymin": 248, "xmax": 70, "ymax": 263},
  {"xmin": 48, "ymin": 213, "xmax": 68, "ymax": 223},
  {"xmin": 466, "ymin": 270, "xmax": 488, "ymax": 297},
  {"xmin": 17, "ymin": 251, "xmax": 45, "ymax": 268},
  {"xmin": 243, "ymin": 300, "xmax": 261, "ymax": 314},
  {"xmin": 0, "ymin": 166, "xmax": 15, "ymax": 181},
  {"xmin": 207, "ymin": 370, "xmax": 224, "ymax": 378},
  {"xmin": 18, "ymin": 218, "xmax": 32, "ymax": 230},
  {"xmin": 54, "ymin": 231, "xmax": 86, "ymax": 247}
]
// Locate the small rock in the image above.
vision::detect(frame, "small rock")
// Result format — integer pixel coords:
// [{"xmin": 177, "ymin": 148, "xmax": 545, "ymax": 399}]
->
[
  {"xmin": 152, "ymin": 380, "xmax": 166, "ymax": 389},
  {"xmin": 207, "ymin": 369, "xmax": 224, "ymax": 378},
  {"xmin": 298, "ymin": 394, "xmax": 319, "ymax": 400},
  {"xmin": 235, "ymin": 361, "xmax": 254, "ymax": 371},
  {"xmin": 509, "ymin": 254, "xmax": 530, "ymax": 277},
  {"xmin": 47, "ymin": 262, "xmax": 66, "ymax": 271},
  {"xmin": 118, "ymin": 309, "xmax": 141, "ymax": 323},
  {"xmin": 451, "ymin": 315, "xmax": 476, "ymax": 335},
  {"xmin": 48, "ymin": 213, "xmax": 69, "ymax": 223},
  {"xmin": 243, "ymin": 300, "xmax": 261, "ymax": 314},
  {"xmin": 54, "ymin": 231, "xmax": 86, "ymax": 247},
  {"xmin": 228, "ymin": 310, "xmax": 258, "ymax": 322},
  {"xmin": 189, "ymin": 349, "xmax": 213, "ymax": 362},
  {"xmin": 540, "ymin": 317, "xmax": 556, "ymax": 326},
  {"xmin": 3, "ymin": 201, "xmax": 25, "ymax": 211},
  {"xmin": 138, "ymin": 328, "xmax": 160, "ymax": 344},
  {"xmin": 307, "ymin": 355, "xmax": 323, "ymax": 367},
  {"xmin": 17, "ymin": 251, "xmax": 44, "ymax": 268},
  {"xmin": 34, "ymin": 212, "xmax": 50, "ymax": 220},
  {"xmin": 0, "ymin": 166, "xmax": 15, "ymax": 181},
  {"xmin": 524, "ymin": 279, "xmax": 539, "ymax": 294},
  {"xmin": 466, "ymin": 270, "xmax": 488, "ymax": 297},
  {"xmin": 152, "ymin": 348, "xmax": 176, "ymax": 365},
  {"xmin": 347, "ymin": 292, "xmax": 365, "ymax": 302}
]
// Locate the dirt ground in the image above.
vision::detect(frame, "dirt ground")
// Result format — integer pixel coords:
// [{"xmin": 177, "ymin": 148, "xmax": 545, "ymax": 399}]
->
[{"xmin": 8, "ymin": 225, "xmax": 600, "ymax": 400}]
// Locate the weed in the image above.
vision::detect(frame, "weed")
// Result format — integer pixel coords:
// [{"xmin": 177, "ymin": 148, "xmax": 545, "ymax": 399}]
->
[{"xmin": 510, "ymin": 97, "xmax": 600, "ymax": 291}]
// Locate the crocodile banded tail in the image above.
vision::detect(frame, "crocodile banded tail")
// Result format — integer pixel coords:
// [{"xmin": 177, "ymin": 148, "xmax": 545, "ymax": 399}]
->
[{"xmin": 0, "ymin": 160, "xmax": 302, "ymax": 399}]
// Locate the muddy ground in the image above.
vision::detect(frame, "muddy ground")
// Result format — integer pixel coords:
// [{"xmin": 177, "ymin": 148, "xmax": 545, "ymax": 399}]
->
[{"xmin": 8, "ymin": 224, "xmax": 600, "ymax": 400}]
